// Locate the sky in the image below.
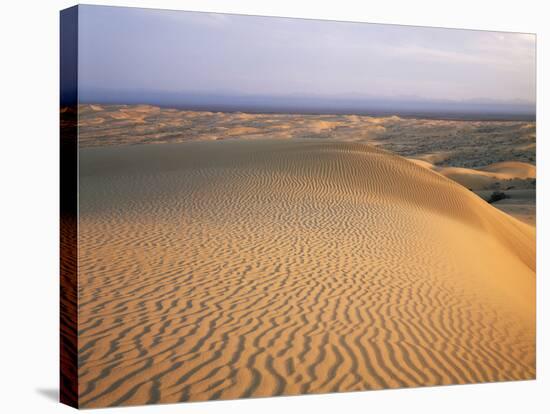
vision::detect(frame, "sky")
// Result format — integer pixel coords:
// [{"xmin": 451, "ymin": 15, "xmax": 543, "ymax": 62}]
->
[{"xmin": 76, "ymin": 5, "xmax": 536, "ymax": 114}]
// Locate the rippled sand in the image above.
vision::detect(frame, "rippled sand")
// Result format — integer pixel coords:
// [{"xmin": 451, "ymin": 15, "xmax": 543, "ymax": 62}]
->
[
  {"xmin": 78, "ymin": 139, "xmax": 535, "ymax": 408},
  {"xmin": 76, "ymin": 104, "xmax": 536, "ymax": 170}
]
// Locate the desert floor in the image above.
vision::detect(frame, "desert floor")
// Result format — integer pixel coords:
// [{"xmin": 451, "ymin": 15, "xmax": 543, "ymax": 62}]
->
[{"xmin": 77, "ymin": 137, "xmax": 535, "ymax": 408}]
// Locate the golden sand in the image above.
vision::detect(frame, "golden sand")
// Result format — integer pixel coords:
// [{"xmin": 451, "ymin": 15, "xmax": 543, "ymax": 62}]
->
[
  {"xmin": 77, "ymin": 140, "xmax": 535, "ymax": 407},
  {"xmin": 409, "ymin": 159, "xmax": 535, "ymax": 190}
]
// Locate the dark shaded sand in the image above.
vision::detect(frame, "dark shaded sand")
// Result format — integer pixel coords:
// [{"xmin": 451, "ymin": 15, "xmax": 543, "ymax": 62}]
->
[{"xmin": 78, "ymin": 139, "xmax": 535, "ymax": 408}]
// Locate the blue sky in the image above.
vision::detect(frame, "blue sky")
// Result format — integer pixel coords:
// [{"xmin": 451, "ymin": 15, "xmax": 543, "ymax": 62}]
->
[{"xmin": 77, "ymin": 5, "xmax": 536, "ymax": 107}]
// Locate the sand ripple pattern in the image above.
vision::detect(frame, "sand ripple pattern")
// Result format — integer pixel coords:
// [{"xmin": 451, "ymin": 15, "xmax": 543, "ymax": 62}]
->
[{"xmin": 78, "ymin": 140, "xmax": 535, "ymax": 408}]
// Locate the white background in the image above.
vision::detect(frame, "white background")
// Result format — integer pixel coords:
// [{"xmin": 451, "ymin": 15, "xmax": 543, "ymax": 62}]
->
[{"xmin": 0, "ymin": 0, "xmax": 547, "ymax": 412}]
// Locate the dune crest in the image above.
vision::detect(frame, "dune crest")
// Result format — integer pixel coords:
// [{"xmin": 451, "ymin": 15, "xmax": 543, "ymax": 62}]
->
[
  {"xmin": 409, "ymin": 158, "xmax": 535, "ymax": 190},
  {"xmin": 78, "ymin": 140, "xmax": 535, "ymax": 407},
  {"xmin": 482, "ymin": 161, "xmax": 536, "ymax": 178}
]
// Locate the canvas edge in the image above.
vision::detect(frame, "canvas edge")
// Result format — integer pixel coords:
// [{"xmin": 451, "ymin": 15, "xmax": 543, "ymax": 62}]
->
[{"xmin": 60, "ymin": 4, "xmax": 79, "ymax": 409}]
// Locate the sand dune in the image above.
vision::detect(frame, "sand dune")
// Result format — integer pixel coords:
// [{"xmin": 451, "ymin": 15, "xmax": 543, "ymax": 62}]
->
[
  {"xmin": 78, "ymin": 140, "xmax": 535, "ymax": 408},
  {"xmin": 410, "ymin": 158, "xmax": 535, "ymax": 191},
  {"xmin": 77, "ymin": 105, "xmax": 536, "ymax": 169},
  {"xmin": 407, "ymin": 158, "xmax": 536, "ymax": 225},
  {"xmin": 475, "ymin": 189, "xmax": 536, "ymax": 226},
  {"xmin": 481, "ymin": 161, "xmax": 536, "ymax": 179},
  {"xmin": 438, "ymin": 161, "xmax": 535, "ymax": 190}
]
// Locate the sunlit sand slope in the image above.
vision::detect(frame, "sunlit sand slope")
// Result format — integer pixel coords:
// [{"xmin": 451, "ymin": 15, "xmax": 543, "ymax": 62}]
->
[
  {"xmin": 78, "ymin": 140, "xmax": 535, "ymax": 408},
  {"xmin": 436, "ymin": 162, "xmax": 535, "ymax": 191},
  {"xmin": 408, "ymin": 157, "xmax": 536, "ymax": 225},
  {"xmin": 409, "ymin": 159, "xmax": 535, "ymax": 191}
]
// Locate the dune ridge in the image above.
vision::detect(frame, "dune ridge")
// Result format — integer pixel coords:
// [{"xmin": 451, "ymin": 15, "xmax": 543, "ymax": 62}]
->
[
  {"xmin": 407, "ymin": 157, "xmax": 536, "ymax": 225},
  {"xmin": 409, "ymin": 158, "xmax": 535, "ymax": 190},
  {"xmin": 77, "ymin": 139, "xmax": 535, "ymax": 407},
  {"xmin": 76, "ymin": 105, "xmax": 536, "ymax": 170}
]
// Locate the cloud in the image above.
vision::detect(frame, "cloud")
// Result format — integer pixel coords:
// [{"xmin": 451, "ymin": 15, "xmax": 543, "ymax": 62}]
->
[{"xmin": 78, "ymin": 5, "xmax": 536, "ymax": 105}]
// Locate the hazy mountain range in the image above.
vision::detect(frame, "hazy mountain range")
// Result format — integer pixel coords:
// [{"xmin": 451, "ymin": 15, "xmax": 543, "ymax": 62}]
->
[{"xmin": 77, "ymin": 90, "xmax": 535, "ymax": 121}]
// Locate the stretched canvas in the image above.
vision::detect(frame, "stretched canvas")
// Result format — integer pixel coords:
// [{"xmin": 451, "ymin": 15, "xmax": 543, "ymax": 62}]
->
[{"xmin": 60, "ymin": 5, "xmax": 536, "ymax": 409}]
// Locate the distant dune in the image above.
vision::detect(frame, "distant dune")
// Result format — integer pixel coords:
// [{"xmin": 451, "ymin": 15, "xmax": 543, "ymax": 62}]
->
[
  {"xmin": 482, "ymin": 161, "xmax": 536, "ymax": 179},
  {"xmin": 76, "ymin": 105, "xmax": 537, "ymax": 170},
  {"xmin": 78, "ymin": 139, "xmax": 535, "ymax": 407},
  {"xmin": 408, "ymin": 158, "xmax": 536, "ymax": 225},
  {"xmin": 409, "ymin": 159, "xmax": 535, "ymax": 190}
]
